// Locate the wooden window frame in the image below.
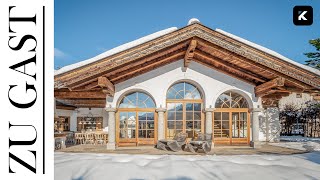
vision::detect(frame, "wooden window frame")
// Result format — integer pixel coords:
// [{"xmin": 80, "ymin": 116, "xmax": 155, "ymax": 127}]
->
[
  {"xmin": 165, "ymin": 99, "xmax": 204, "ymax": 139},
  {"xmin": 116, "ymin": 108, "xmax": 157, "ymax": 146},
  {"xmin": 213, "ymin": 108, "xmax": 250, "ymax": 145}
]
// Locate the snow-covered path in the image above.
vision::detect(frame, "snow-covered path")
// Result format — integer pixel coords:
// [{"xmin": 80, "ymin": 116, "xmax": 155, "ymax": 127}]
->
[
  {"xmin": 270, "ymin": 136, "xmax": 320, "ymax": 151},
  {"xmin": 55, "ymin": 152, "xmax": 320, "ymax": 180}
]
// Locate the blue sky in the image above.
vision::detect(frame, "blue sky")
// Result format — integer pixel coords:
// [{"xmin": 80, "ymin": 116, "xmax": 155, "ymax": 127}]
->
[{"xmin": 54, "ymin": 0, "xmax": 320, "ymax": 69}]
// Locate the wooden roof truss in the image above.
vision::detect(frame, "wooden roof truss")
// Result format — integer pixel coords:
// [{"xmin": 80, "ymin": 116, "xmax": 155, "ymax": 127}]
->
[{"xmin": 54, "ymin": 23, "xmax": 320, "ymax": 108}]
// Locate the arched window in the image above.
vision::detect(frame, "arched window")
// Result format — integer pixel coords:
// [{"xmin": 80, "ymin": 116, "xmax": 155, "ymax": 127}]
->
[
  {"xmin": 214, "ymin": 91, "xmax": 249, "ymax": 144},
  {"xmin": 119, "ymin": 92, "xmax": 155, "ymax": 108},
  {"xmin": 167, "ymin": 82, "xmax": 201, "ymax": 100},
  {"xmin": 118, "ymin": 92, "xmax": 156, "ymax": 146},
  {"xmin": 215, "ymin": 91, "xmax": 248, "ymax": 108},
  {"xmin": 166, "ymin": 82, "xmax": 203, "ymax": 139}
]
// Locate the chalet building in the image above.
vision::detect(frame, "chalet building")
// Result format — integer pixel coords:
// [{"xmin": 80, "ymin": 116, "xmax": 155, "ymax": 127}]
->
[{"xmin": 54, "ymin": 18, "xmax": 320, "ymax": 149}]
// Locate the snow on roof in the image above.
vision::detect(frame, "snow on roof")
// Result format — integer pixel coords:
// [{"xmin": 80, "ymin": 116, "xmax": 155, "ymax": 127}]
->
[
  {"xmin": 55, "ymin": 19, "xmax": 319, "ymax": 77},
  {"xmin": 188, "ymin": 18, "xmax": 201, "ymax": 25},
  {"xmin": 216, "ymin": 28, "xmax": 320, "ymax": 76},
  {"xmin": 55, "ymin": 27, "xmax": 178, "ymax": 76}
]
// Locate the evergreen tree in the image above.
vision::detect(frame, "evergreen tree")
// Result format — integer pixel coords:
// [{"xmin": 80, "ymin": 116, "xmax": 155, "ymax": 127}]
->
[{"xmin": 305, "ymin": 38, "xmax": 320, "ymax": 70}]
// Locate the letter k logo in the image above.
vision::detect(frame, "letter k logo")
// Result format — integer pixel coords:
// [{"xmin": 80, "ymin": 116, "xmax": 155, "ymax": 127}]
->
[
  {"xmin": 298, "ymin": 11, "xmax": 307, "ymax": 20},
  {"xmin": 293, "ymin": 6, "xmax": 313, "ymax": 25}
]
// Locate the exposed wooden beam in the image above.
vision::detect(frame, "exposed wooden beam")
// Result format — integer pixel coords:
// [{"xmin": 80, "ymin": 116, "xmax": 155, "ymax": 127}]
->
[
  {"xmin": 195, "ymin": 50, "xmax": 267, "ymax": 83},
  {"xmin": 113, "ymin": 54, "xmax": 183, "ymax": 84},
  {"xmin": 69, "ymin": 78, "xmax": 100, "ymax": 91},
  {"xmin": 98, "ymin": 77, "xmax": 115, "ymax": 94},
  {"xmin": 192, "ymin": 58, "xmax": 257, "ymax": 86},
  {"xmin": 74, "ymin": 104, "xmax": 105, "ymax": 108},
  {"xmin": 59, "ymin": 99, "xmax": 106, "ymax": 105},
  {"xmin": 196, "ymin": 38, "xmax": 312, "ymax": 90},
  {"xmin": 184, "ymin": 39, "xmax": 197, "ymax": 67},
  {"xmin": 70, "ymin": 76, "xmax": 115, "ymax": 95},
  {"xmin": 255, "ymin": 77, "xmax": 285, "ymax": 97},
  {"xmin": 56, "ymin": 105, "xmax": 77, "ymax": 110},
  {"xmin": 111, "ymin": 50, "xmax": 186, "ymax": 82},
  {"xmin": 54, "ymin": 91, "xmax": 107, "ymax": 99},
  {"xmin": 262, "ymin": 92, "xmax": 291, "ymax": 99},
  {"xmin": 62, "ymin": 41, "xmax": 190, "ymax": 88}
]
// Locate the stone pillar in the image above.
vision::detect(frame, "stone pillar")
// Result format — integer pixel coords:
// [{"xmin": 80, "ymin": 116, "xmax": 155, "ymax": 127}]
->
[
  {"xmin": 266, "ymin": 107, "xmax": 280, "ymax": 142},
  {"xmin": 251, "ymin": 108, "xmax": 263, "ymax": 148},
  {"xmin": 105, "ymin": 107, "xmax": 117, "ymax": 150},
  {"xmin": 156, "ymin": 108, "xmax": 166, "ymax": 140},
  {"xmin": 204, "ymin": 108, "xmax": 214, "ymax": 134},
  {"xmin": 70, "ymin": 110, "xmax": 78, "ymax": 132}
]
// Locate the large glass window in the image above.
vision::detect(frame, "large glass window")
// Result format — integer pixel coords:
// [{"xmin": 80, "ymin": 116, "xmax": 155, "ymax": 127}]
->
[
  {"xmin": 186, "ymin": 103, "xmax": 202, "ymax": 138},
  {"xmin": 138, "ymin": 112, "xmax": 155, "ymax": 138},
  {"xmin": 215, "ymin": 91, "xmax": 248, "ymax": 108},
  {"xmin": 232, "ymin": 112, "xmax": 247, "ymax": 138},
  {"xmin": 118, "ymin": 92, "xmax": 156, "ymax": 145},
  {"xmin": 214, "ymin": 91, "xmax": 249, "ymax": 144},
  {"xmin": 167, "ymin": 82, "xmax": 201, "ymax": 99},
  {"xmin": 167, "ymin": 103, "xmax": 184, "ymax": 139},
  {"xmin": 166, "ymin": 82, "xmax": 203, "ymax": 139},
  {"xmin": 119, "ymin": 92, "xmax": 155, "ymax": 108}
]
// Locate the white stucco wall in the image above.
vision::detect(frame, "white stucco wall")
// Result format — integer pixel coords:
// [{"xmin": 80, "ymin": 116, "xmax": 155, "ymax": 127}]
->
[
  {"xmin": 55, "ymin": 60, "xmax": 268, "ymax": 142},
  {"xmin": 108, "ymin": 60, "xmax": 261, "ymax": 109},
  {"xmin": 279, "ymin": 93, "xmax": 313, "ymax": 109}
]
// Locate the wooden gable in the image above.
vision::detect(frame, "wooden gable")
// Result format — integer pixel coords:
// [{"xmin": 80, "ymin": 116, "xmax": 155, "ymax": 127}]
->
[{"xmin": 54, "ymin": 23, "xmax": 320, "ymax": 108}]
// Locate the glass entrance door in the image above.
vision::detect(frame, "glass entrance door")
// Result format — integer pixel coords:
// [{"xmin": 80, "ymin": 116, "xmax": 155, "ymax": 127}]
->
[
  {"xmin": 167, "ymin": 103, "xmax": 183, "ymax": 139},
  {"xmin": 185, "ymin": 103, "xmax": 202, "ymax": 138},
  {"xmin": 232, "ymin": 112, "xmax": 248, "ymax": 138},
  {"xmin": 166, "ymin": 102, "xmax": 203, "ymax": 139},
  {"xmin": 119, "ymin": 112, "xmax": 136, "ymax": 141},
  {"xmin": 138, "ymin": 112, "xmax": 155, "ymax": 144},
  {"xmin": 213, "ymin": 112, "xmax": 230, "ymax": 144},
  {"xmin": 118, "ymin": 111, "xmax": 156, "ymax": 145},
  {"xmin": 213, "ymin": 111, "xmax": 249, "ymax": 145}
]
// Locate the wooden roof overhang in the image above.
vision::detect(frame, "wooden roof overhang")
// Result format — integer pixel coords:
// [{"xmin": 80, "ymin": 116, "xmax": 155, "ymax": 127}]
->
[{"xmin": 54, "ymin": 23, "xmax": 320, "ymax": 108}]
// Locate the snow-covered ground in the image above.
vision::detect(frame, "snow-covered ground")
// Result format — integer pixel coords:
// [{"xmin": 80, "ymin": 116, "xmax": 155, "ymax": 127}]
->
[
  {"xmin": 55, "ymin": 152, "xmax": 320, "ymax": 180},
  {"xmin": 280, "ymin": 136, "xmax": 320, "ymax": 142},
  {"xmin": 270, "ymin": 136, "xmax": 320, "ymax": 152}
]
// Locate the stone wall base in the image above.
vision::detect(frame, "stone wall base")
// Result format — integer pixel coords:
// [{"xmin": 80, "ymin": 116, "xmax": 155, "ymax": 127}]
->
[
  {"xmin": 107, "ymin": 142, "xmax": 116, "ymax": 150},
  {"xmin": 250, "ymin": 141, "xmax": 262, "ymax": 149}
]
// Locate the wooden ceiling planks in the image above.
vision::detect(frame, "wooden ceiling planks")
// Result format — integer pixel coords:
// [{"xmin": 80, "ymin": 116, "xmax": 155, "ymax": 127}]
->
[
  {"xmin": 194, "ymin": 50, "xmax": 267, "ymax": 83},
  {"xmin": 57, "ymin": 40, "xmax": 190, "ymax": 88},
  {"xmin": 110, "ymin": 50, "xmax": 186, "ymax": 82},
  {"xmin": 196, "ymin": 38, "xmax": 312, "ymax": 91},
  {"xmin": 54, "ymin": 91, "xmax": 107, "ymax": 99}
]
